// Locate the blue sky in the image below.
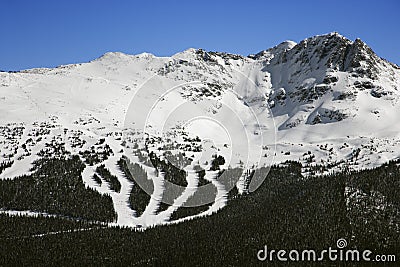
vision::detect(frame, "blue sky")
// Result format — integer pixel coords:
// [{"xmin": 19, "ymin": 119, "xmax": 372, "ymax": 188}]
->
[{"xmin": 1, "ymin": 0, "xmax": 399, "ymax": 70}]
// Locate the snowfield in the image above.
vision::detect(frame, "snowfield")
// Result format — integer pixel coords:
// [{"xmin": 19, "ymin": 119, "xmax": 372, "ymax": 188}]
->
[{"xmin": 1, "ymin": 32, "xmax": 400, "ymax": 228}]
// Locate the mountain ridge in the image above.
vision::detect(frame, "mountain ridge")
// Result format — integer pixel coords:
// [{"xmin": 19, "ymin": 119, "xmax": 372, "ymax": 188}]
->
[
  {"xmin": 0, "ymin": 32, "xmax": 399, "ymax": 227},
  {"xmin": 2, "ymin": 32, "xmax": 398, "ymax": 73}
]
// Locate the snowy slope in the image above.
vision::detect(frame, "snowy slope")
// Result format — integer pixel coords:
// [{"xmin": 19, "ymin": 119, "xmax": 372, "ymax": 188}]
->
[
  {"xmin": 257, "ymin": 33, "xmax": 400, "ymax": 173},
  {"xmin": 1, "ymin": 32, "xmax": 400, "ymax": 227}
]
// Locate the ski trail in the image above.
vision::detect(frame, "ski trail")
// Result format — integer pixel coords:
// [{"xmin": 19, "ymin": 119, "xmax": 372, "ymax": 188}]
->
[
  {"xmin": 21, "ymin": 227, "xmax": 104, "ymax": 239},
  {"xmin": 162, "ymin": 170, "xmax": 228, "ymax": 226},
  {"xmin": 204, "ymin": 170, "xmax": 228, "ymax": 213},
  {"xmin": 236, "ymin": 170, "xmax": 251, "ymax": 194},
  {"xmin": 81, "ymin": 158, "xmax": 138, "ymax": 227},
  {"xmin": 80, "ymin": 134, "xmax": 137, "ymax": 227},
  {"xmin": 136, "ymin": 169, "xmax": 165, "ymax": 227},
  {"xmin": 0, "ymin": 209, "xmax": 107, "ymax": 225},
  {"xmin": 152, "ymin": 170, "xmax": 198, "ymax": 224},
  {"xmin": 104, "ymin": 136, "xmax": 137, "ymax": 226}
]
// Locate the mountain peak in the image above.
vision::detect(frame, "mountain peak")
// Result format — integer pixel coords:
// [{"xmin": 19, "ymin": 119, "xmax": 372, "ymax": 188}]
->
[
  {"xmin": 249, "ymin": 40, "xmax": 296, "ymax": 60},
  {"xmin": 98, "ymin": 51, "xmax": 129, "ymax": 59},
  {"xmin": 276, "ymin": 40, "xmax": 297, "ymax": 50},
  {"xmin": 269, "ymin": 40, "xmax": 297, "ymax": 53},
  {"xmin": 95, "ymin": 51, "xmax": 156, "ymax": 63},
  {"xmin": 325, "ymin": 31, "xmax": 344, "ymax": 38},
  {"xmin": 299, "ymin": 32, "xmax": 351, "ymax": 48},
  {"xmin": 342, "ymin": 37, "xmax": 382, "ymax": 78},
  {"xmin": 352, "ymin": 37, "xmax": 375, "ymax": 55},
  {"xmin": 171, "ymin": 48, "xmax": 199, "ymax": 60}
]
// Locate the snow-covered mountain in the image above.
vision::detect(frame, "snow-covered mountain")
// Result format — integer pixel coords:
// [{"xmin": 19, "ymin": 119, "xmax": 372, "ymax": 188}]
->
[
  {"xmin": 1, "ymin": 32, "xmax": 399, "ymax": 227},
  {"xmin": 254, "ymin": 32, "xmax": 400, "ymax": 171}
]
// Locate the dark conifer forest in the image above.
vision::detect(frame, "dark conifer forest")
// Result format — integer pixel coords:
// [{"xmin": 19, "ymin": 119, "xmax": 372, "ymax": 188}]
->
[{"xmin": 0, "ymin": 158, "xmax": 399, "ymax": 266}]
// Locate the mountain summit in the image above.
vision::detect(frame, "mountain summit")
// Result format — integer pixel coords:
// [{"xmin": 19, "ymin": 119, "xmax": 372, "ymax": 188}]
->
[{"xmin": 0, "ymin": 33, "xmax": 399, "ymax": 227}]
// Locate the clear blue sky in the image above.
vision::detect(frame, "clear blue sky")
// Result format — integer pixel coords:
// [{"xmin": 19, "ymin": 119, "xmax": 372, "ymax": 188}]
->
[{"xmin": 1, "ymin": 0, "xmax": 399, "ymax": 71}]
